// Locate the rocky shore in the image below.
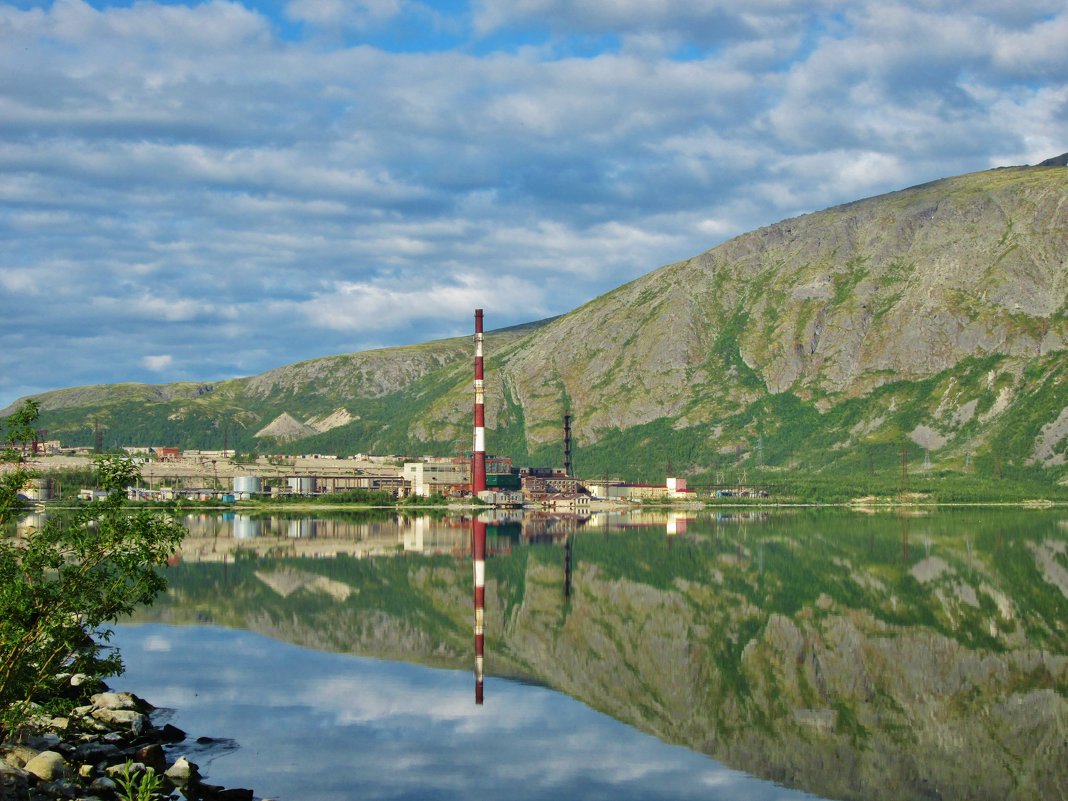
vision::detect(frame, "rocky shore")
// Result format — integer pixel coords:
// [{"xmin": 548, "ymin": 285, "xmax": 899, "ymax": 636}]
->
[{"xmin": 0, "ymin": 683, "xmax": 258, "ymax": 801}]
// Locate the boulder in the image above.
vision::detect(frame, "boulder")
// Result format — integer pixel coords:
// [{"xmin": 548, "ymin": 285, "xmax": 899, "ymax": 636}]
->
[
  {"xmin": 23, "ymin": 750, "xmax": 68, "ymax": 781},
  {"xmin": 89, "ymin": 776, "xmax": 118, "ymax": 794},
  {"xmin": 135, "ymin": 744, "xmax": 168, "ymax": 773},
  {"xmin": 73, "ymin": 741, "xmax": 121, "ymax": 763},
  {"xmin": 39, "ymin": 778, "xmax": 80, "ymax": 798},
  {"xmin": 0, "ymin": 745, "xmax": 38, "ymax": 768},
  {"xmin": 159, "ymin": 723, "xmax": 187, "ymax": 743},
  {"xmin": 90, "ymin": 708, "xmax": 147, "ymax": 735},
  {"xmin": 90, "ymin": 692, "xmax": 150, "ymax": 712},
  {"xmin": 0, "ymin": 759, "xmax": 30, "ymax": 799},
  {"xmin": 198, "ymin": 783, "xmax": 255, "ymax": 801},
  {"xmin": 105, "ymin": 761, "xmax": 146, "ymax": 779},
  {"xmin": 164, "ymin": 756, "xmax": 200, "ymax": 783}
]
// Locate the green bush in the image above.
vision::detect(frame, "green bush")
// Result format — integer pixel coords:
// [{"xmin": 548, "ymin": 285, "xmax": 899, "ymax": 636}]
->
[{"xmin": 0, "ymin": 433, "xmax": 184, "ymax": 736}]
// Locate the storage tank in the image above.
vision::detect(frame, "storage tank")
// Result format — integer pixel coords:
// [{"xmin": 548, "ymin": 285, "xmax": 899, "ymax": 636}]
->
[
  {"xmin": 287, "ymin": 476, "xmax": 315, "ymax": 495},
  {"xmin": 232, "ymin": 475, "xmax": 262, "ymax": 495}
]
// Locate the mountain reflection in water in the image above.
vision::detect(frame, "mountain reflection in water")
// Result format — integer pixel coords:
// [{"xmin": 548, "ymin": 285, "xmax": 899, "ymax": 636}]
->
[{"xmin": 124, "ymin": 508, "xmax": 1067, "ymax": 801}]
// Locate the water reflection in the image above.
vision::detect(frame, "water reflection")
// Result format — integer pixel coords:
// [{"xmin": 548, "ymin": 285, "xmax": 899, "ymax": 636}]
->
[
  {"xmin": 131, "ymin": 508, "xmax": 1068, "ymax": 801},
  {"xmin": 111, "ymin": 624, "xmax": 821, "ymax": 801}
]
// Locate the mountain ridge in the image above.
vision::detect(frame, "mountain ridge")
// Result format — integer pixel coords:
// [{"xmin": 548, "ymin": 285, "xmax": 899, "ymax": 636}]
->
[{"xmin": 7, "ymin": 160, "xmax": 1068, "ymax": 482}]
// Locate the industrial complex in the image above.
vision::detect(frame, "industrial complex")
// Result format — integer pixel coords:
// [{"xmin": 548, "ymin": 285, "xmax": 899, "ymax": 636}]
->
[{"xmin": 18, "ymin": 309, "xmax": 722, "ymax": 510}]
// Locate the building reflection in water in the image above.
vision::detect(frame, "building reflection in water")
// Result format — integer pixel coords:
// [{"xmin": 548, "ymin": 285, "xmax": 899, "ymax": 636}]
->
[{"xmin": 170, "ymin": 508, "xmax": 776, "ymax": 707}]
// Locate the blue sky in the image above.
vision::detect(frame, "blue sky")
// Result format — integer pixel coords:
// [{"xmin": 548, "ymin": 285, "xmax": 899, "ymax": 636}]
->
[{"xmin": 1, "ymin": 0, "xmax": 1065, "ymax": 409}]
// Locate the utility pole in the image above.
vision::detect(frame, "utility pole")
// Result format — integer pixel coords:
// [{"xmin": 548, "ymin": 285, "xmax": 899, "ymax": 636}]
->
[
  {"xmin": 563, "ymin": 412, "xmax": 573, "ymax": 478},
  {"xmin": 900, "ymin": 445, "xmax": 909, "ymax": 495}
]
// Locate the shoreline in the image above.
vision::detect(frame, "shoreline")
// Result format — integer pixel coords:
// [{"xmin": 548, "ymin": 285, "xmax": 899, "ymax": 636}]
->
[{"xmin": 0, "ymin": 683, "xmax": 260, "ymax": 801}]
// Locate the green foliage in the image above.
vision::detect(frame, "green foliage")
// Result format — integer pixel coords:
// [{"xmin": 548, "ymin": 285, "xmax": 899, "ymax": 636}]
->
[
  {"xmin": 1, "ymin": 399, "xmax": 40, "ymax": 527},
  {"xmin": 832, "ymin": 256, "xmax": 869, "ymax": 305},
  {"xmin": 400, "ymin": 492, "xmax": 451, "ymax": 506},
  {"xmin": 317, "ymin": 488, "xmax": 397, "ymax": 505},
  {"xmin": 115, "ymin": 761, "xmax": 163, "ymax": 801},
  {"xmin": 0, "ymin": 453, "xmax": 185, "ymax": 737},
  {"xmin": 36, "ymin": 466, "xmax": 100, "ymax": 499}
]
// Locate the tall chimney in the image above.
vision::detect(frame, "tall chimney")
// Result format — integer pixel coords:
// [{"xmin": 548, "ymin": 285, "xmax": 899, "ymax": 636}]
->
[
  {"xmin": 472, "ymin": 309, "xmax": 487, "ymax": 496},
  {"xmin": 473, "ymin": 517, "xmax": 486, "ymax": 705}
]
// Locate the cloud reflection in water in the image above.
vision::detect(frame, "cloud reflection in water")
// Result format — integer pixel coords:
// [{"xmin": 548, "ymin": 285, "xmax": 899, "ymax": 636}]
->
[{"xmin": 111, "ymin": 624, "xmax": 818, "ymax": 801}]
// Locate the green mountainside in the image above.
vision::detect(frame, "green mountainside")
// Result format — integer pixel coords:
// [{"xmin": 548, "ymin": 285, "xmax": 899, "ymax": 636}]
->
[{"xmin": 8, "ymin": 161, "xmax": 1068, "ymax": 485}]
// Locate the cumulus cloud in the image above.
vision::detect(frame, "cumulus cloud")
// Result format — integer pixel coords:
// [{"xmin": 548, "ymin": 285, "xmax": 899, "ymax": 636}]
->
[
  {"xmin": 0, "ymin": 0, "xmax": 1064, "ymax": 406},
  {"xmin": 142, "ymin": 354, "xmax": 174, "ymax": 371}
]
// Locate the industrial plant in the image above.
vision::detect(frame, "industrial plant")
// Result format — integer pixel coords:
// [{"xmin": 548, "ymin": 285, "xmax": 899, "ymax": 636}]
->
[{"xmin": 19, "ymin": 309, "xmax": 721, "ymax": 510}]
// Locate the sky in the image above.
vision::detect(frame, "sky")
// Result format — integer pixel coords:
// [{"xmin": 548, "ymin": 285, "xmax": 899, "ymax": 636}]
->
[{"xmin": 1, "ymin": 0, "xmax": 1065, "ymax": 409}]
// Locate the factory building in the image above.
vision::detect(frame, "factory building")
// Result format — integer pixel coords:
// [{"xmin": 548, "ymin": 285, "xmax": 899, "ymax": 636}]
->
[
  {"xmin": 403, "ymin": 459, "xmax": 470, "ymax": 497},
  {"xmin": 586, "ymin": 477, "xmax": 696, "ymax": 502}
]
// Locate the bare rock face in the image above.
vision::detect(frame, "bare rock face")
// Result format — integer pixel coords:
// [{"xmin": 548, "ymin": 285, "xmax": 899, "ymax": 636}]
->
[{"xmin": 254, "ymin": 412, "xmax": 318, "ymax": 441}]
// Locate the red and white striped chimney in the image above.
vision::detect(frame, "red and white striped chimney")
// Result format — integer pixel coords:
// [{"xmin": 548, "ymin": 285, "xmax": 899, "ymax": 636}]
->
[
  {"xmin": 473, "ymin": 516, "xmax": 486, "ymax": 705},
  {"xmin": 472, "ymin": 308, "xmax": 487, "ymax": 496}
]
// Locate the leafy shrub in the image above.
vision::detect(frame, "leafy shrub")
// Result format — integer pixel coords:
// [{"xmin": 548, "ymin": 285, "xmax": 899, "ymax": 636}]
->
[{"xmin": 0, "ymin": 417, "xmax": 185, "ymax": 736}]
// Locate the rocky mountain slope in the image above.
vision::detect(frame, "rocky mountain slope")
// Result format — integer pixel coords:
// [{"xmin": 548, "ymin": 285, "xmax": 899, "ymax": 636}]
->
[{"xmin": 8, "ymin": 160, "xmax": 1068, "ymax": 481}]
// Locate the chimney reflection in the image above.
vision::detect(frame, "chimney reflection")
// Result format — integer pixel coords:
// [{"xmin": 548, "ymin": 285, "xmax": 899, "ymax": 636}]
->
[{"xmin": 472, "ymin": 516, "xmax": 486, "ymax": 705}]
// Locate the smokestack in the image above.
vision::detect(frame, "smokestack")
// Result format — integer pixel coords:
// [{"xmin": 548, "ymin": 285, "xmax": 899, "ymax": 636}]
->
[
  {"xmin": 473, "ymin": 517, "xmax": 486, "ymax": 705},
  {"xmin": 473, "ymin": 309, "xmax": 487, "ymax": 496}
]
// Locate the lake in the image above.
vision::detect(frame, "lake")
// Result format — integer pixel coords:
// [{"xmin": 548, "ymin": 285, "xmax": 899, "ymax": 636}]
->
[{"xmin": 115, "ymin": 507, "xmax": 1068, "ymax": 801}]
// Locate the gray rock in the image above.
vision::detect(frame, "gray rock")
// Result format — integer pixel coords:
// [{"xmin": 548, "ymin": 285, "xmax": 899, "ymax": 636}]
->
[
  {"xmin": 134, "ymin": 744, "xmax": 167, "ymax": 773},
  {"xmin": 105, "ymin": 761, "xmax": 145, "ymax": 778},
  {"xmin": 1, "ymin": 745, "xmax": 38, "ymax": 768},
  {"xmin": 72, "ymin": 741, "xmax": 121, "ymax": 762},
  {"xmin": 90, "ymin": 708, "xmax": 147, "ymax": 735},
  {"xmin": 90, "ymin": 692, "xmax": 147, "ymax": 712},
  {"xmin": 164, "ymin": 756, "xmax": 199, "ymax": 783},
  {"xmin": 23, "ymin": 750, "xmax": 68, "ymax": 781},
  {"xmin": 69, "ymin": 673, "xmax": 91, "ymax": 688},
  {"xmin": 0, "ymin": 759, "xmax": 30, "ymax": 799},
  {"xmin": 89, "ymin": 776, "xmax": 117, "ymax": 794},
  {"xmin": 39, "ymin": 778, "xmax": 80, "ymax": 798}
]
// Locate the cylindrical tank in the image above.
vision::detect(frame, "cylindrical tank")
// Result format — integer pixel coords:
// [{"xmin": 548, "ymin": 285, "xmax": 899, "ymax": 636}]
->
[
  {"xmin": 232, "ymin": 475, "xmax": 262, "ymax": 495},
  {"xmin": 287, "ymin": 476, "xmax": 315, "ymax": 495}
]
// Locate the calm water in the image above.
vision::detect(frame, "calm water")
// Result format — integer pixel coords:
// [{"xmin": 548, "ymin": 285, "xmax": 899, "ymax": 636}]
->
[
  {"xmin": 110, "ymin": 624, "xmax": 817, "ymax": 801},
  {"xmin": 115, "ymin": 507, "xmax": 1068, "ymax": 801}
]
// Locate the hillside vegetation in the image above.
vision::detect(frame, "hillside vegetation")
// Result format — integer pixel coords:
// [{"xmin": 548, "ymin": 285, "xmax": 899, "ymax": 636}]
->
[{"xmin": 8, "ymin": 161, "xmax": 1068, "ymax": 487}]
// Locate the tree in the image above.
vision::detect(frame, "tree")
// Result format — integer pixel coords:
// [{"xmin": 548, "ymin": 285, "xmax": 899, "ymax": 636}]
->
[
  {"xmin": 0, "ymin": 449, "xmax": 185, "ymax": 736},
  {"xmin": 0, "ymin": 399, "xmax": 40, "ymax": 527}
]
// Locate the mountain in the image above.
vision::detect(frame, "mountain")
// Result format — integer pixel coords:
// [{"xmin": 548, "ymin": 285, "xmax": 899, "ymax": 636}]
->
[{"xmin": 8, "ymin": 159, "xmax": 1068, "ymax": 483}]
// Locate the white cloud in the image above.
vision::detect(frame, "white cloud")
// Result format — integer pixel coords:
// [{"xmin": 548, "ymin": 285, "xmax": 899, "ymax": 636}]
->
[
  {"xmin": 0, "ymin": 0, "xmax": 1065, "ymax": 406},
  {"xmin": 298, "ymin": 273, "xmax": 549, "ymax": 332},
  {"xmin": 142, "ymin": 355, "xmax": 175, "ymax": 372}
]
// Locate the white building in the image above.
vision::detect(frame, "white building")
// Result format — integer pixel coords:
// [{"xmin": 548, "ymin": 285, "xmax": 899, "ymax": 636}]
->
[{"xmin": 402, "ymin": 460, "xmax": 470, "ymax": 497}]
